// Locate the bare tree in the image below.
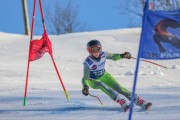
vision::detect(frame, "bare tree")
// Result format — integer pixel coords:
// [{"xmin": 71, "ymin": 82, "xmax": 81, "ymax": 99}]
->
[
  {"xmin": 22, "ymin": 0, "xmax": 30, "ymax": 35},
  {"xmin": 117, "ymin": 0, "xmax": 180, "ymax": 27},
  {"xmin": 45, "ymin": 0, "xmax": 87, "ymax": 35}
]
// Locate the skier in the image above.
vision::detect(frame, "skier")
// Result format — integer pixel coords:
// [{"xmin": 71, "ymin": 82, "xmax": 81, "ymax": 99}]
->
[{"xmin": 81, "ymin": 40, "xmax": 152, "ymax": 112}]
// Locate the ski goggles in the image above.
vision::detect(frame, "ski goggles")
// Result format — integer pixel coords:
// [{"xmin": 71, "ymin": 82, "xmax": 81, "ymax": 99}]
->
[{"xmin": 88, "ymin": 46, "xmax": 101, "ymax": 53}]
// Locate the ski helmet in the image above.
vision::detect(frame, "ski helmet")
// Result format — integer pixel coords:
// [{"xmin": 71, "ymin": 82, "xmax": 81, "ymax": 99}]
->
[{"xmin": 87, "ymin": 40, "xmax": 102, "ymax": 54}]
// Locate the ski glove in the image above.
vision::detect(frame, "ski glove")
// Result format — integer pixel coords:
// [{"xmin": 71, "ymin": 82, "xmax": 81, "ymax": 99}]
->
[
  {"xmin": 120, "ymin": 52, "xmax": 131, "ymax": 59},
  {"xmin": 82, "ymin": 85, "xmax": 89, "ymax": 96}
]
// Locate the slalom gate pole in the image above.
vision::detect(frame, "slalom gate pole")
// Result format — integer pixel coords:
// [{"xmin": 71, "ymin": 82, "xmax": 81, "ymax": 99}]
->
[
  {"xmin": 38, "ymin": 0, "xmax": 70, "ymax": 102},
  {"xmin": 131, "ymin": 57, "xmax": 168, "ymax": 69},
  {"xmin": 128, "ymin": 1, "xmax": 149, "ymax": 119},
  {"xmin": 23, "ymin": 0, "xmax": 37, "ymax": 106},
  {"xmin": 89, "ymin": 93, "xmax": 103, "ymax": 106},
  {"xmin": 38, "ymin": 0, "xmax": 46, "ymax": 31},
  {"xmin": 51, "ymin": 56, "xmax": 70, "ymax": 102}
]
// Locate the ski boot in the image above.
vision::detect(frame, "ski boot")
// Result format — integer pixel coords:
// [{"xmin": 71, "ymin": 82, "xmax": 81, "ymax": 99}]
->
[
  {"xmin": 115, "ymin": 95, "xmax": 130, "ymax": 112},
  {"xmin": 145, "ymin": 102, "xmax": 152, "ymax": 111},
  {"xmin": 135, "ymin": 96, "xmax": 152, "ymax": 110}
]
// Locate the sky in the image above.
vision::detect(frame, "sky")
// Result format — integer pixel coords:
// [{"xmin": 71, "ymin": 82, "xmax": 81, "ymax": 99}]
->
[{"xmin": 0, "ymin": 0, "xmax": 135, "ymax": 35}]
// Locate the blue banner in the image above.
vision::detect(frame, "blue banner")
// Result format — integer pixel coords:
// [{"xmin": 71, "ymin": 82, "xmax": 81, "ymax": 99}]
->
[{"xmin": 139, "ymin": 8, "xmax": 180, "ymax": 59}]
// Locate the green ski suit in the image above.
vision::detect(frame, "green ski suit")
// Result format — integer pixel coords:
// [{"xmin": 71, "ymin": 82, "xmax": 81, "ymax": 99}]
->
[{"xmin": 82, "ymin": 51, "xmax": 131, "ymax": 101}]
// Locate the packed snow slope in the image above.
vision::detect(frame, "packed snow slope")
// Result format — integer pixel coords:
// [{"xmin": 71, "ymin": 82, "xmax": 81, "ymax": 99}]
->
[{"xmin": 0, "ymin": 28, "xmax": 180, "ymax": 120}]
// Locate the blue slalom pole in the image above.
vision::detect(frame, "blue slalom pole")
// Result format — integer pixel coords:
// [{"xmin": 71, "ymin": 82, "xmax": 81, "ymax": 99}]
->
[
  {"xmin": 128, "ymin": 0, "xmax": 149, "ymax": 120},
  {"xmin": 128, "ymin": 56, "xmax": 141, "ymax": 120}
]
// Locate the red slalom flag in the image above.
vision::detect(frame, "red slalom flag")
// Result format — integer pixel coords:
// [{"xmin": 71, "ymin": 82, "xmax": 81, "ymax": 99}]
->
[
  {"xmin": 24, "ymin": 0, "xmax": 69, "ymax": 106},
  {"xmin": 29, "ymin": 33, "xmax": 52, "ymax": 61}
]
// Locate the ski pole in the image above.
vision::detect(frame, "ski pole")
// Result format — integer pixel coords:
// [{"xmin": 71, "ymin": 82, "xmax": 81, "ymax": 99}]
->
[
  {"xmin": 89, "ymin": 93, "xmax": 103, "ymax": 106},
  {"xmin": 131, "ymin": 57, "xmax": 168, "ymax": 69}
]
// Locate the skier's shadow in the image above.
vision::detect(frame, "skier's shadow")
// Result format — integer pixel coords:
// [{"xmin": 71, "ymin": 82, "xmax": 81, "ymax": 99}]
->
[
  {"xmin": 0, "ymin": 106, "xmax": 123, "ymax": 113},
  {"xmin": 57, "ymin": 106, "xmax": 123, "ymax": 112}
]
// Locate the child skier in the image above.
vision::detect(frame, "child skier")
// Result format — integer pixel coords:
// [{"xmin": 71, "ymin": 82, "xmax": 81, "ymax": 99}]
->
[{"xmin": 81, "ymin": 40, "xmax": 152, "ymax": 112}]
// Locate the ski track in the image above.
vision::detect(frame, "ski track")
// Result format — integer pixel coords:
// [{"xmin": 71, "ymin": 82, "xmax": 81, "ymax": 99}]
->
[{"xmin": 0, "ymin": 88, "xmax": 180, "ymax": 120}]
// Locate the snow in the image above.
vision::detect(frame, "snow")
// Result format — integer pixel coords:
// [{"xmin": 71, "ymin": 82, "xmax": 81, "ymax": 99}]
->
[{"xmin": 0, "ymin": 28, "xmax": 180, "ymax": 120}]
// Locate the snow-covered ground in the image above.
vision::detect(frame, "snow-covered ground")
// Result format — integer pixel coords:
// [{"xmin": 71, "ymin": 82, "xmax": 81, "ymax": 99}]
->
[{"xmin": 0, "ymin": 28, "xmax": 180, "ymax": 120}]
